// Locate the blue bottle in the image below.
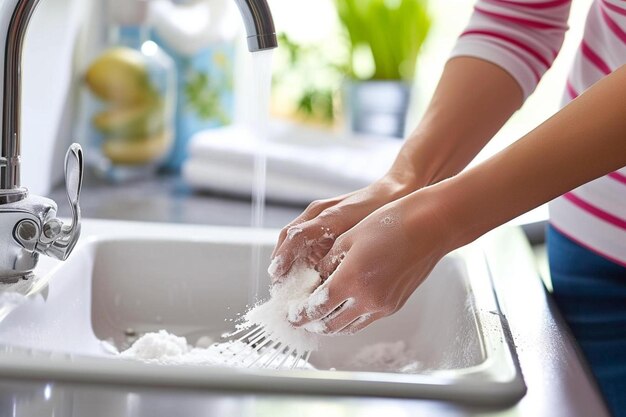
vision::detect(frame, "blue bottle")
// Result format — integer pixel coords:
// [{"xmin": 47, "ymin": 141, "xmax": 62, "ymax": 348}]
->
[{"xmin": 150, "ymin": 0, "xmax": 238, "ymax": 172}]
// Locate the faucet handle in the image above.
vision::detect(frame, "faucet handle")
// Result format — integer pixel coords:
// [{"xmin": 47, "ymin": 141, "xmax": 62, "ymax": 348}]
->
[
  {"xmin": 38, "ymin": 143, "xmax": 84, "ymax": 261},
  {"xmin": 63, "ymin": 143, "xmax": 83, "ymax": 232}
]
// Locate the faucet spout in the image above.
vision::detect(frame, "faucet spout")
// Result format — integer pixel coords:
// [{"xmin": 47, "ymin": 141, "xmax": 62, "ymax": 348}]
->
[{"xmin": 233, "ymin": 0, "xmax": 278, "ymax": 52}]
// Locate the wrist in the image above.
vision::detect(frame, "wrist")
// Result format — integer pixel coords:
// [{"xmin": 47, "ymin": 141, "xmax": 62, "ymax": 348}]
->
[
  {"xmin": 402, "ymin": 178, "xmax": 484, "ymax": 254},
  {"xmin": 376, "ymin": 169, "xmax": 422, "ymax": 200},
  {"xmin": 389, "ymin": 128, "xmax": 463, "ymax": 191}
]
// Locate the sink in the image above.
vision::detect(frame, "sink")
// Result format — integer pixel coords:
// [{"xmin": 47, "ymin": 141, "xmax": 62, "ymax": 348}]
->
[{"xmin": 0, "ymin": 220, "xmax": 526, "ymax": 405}]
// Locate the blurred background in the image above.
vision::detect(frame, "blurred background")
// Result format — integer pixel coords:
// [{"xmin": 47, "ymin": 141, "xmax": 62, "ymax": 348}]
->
[{"xmin": 20, "ymin": 0, "xmax": 593, "ymax": 229}]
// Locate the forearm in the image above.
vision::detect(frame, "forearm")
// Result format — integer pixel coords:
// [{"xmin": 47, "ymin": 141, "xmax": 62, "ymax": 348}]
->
[
  {"xmin": 432, "ymin": 64, "xmax": 626, "ymax": 248},
  {"xmin": 271, "ymin": 59, "xmax": 524, "ymax": 272},
  {"xmin": 389, "ymin": 57, "xmax": 523, "ymax": 189}
]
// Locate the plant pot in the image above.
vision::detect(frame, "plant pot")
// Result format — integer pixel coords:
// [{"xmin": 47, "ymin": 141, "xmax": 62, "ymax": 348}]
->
[{"xmin": 344, "ymin": 80, "xmax": 412, "ymax": 139}]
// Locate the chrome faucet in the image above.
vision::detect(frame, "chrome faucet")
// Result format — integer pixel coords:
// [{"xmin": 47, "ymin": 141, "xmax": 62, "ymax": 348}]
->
[
  {"xmin": 0, "ymin": 0, "xmax": 83, "ymax": 283},
  {"xmin": 233, "ymin": 0, "xmax": 278, "ymax": 52},
  {"xmin": 0, "ymin": 0, "xmax": 276, "ymax": 283}
]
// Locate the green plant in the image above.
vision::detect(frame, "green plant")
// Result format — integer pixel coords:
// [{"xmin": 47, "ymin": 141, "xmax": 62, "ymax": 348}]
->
[
  {"xmin": 272, "ymin": 33, "xmax": 344, "ymax": 123},
  {"xmin": 185, "ymin": 71, "xmax": 227, "ymax": 124},
  {"xmin": 336, "ymin": 0, "xmax": 431, "ymax": 81},
  {"xmin": 181, "ymin": 50, "xmax": 233, "ymax": 126}
]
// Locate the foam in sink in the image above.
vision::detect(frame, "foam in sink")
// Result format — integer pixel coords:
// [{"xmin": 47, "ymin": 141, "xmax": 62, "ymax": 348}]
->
[{"xmin": 116, "ymin": 329, "xmax": 422, "ymax": 374}]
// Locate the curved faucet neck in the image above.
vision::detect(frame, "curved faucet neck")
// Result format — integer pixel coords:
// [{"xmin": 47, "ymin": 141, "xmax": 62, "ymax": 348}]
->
[
  {"xmin": 233, "ymin": 0, "xmax": 277, "ymax": 52},
  {"xmin": 1, "ymin": 0, "xmax": 39, "ymax": 199}
]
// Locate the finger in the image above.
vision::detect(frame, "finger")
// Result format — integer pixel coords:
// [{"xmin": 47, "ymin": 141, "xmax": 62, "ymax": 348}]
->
[
  {"xmin": 288, "ymin": 276, "xmax": 349, "ymax": 328},
  {"xmin": 271, "ymin": 221, "xmax": 305, "ymax": 260},
  {"xmin": 270, "ymin": 220, "xmax": 337, "ymax": 280},
  {"xmin": 268, "ymin": 245, "xmax": 298, "ymax": 282},
  {"xmin": 267, "ymin": 254, "xmax": 289, "ymax": 283},
  {"xmin": 270, "ymin": 223, "xmax": 320, "ymax": 280},
  {"xmin": 320, "ymin": 299, "xmax": 363, "ymax": 334},
  {"xmin": 334, "ymin": 312, "xmax": 383, "ymax": 336},
  {"xmin": 271, "ymin": 199, "xmax": 337, "ymax": 258}
]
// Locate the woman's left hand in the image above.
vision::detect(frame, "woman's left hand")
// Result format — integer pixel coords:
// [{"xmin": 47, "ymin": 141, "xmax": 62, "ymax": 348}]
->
[{"xmin": 289, "ymin": 188, "xmax": 457, "ymax": 335}]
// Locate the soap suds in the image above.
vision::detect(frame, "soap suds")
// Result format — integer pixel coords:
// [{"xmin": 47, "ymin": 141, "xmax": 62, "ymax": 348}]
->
[
  {"xmin": 121, "ymin": 330, "xmax": 187, "ymax": 361},
  {"xmin": 119, "ymin": 332, "xmax": 422, "ymax": 373},
  {"xmin": 267, "ymin": 256, "xmax": 283, "ymax": 277},
  {"xmin": 346, "ymin": 341, "xmax": 423, "ymax": 373},
  {"xmin": 302, "ymin": 320, "xmax": 327, "ymax": 334},
  {"xmin": 304, "ymin": 286, "xmax": 330, "ymax": 318},
  {"xmin": 195, "ymin": 336, "xmax": 214, "ymax": 348},
  {"xmin": 242, "ymin": 266, "xmax": 327, "ymax": 352},
  {"xmin": 0, "ymin": 278, "xmax": 35, "ymax": 310},
  {"xmin": 119, "ymin": 330, "xmax": 313, "ymax": 368},
  {"xmin": 293, "ymin": 263, "xmax": 343, "ymax": 325},
  {"xmin": 0, "ymin": 291, "xmax": 27, "ymax": 309}
]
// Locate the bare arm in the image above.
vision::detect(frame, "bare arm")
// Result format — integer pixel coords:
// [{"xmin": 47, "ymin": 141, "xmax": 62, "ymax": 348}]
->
[
  {"xmin": 435, "ymin": 63, "xmax": 626, "ymax": 247},
  {"xmin": 390, "ymin": 56, "xmax": 523, "ymax": 189},
  {"xmin": 292, "ymin": 64, "xmax": 626, "ymax": 335}
]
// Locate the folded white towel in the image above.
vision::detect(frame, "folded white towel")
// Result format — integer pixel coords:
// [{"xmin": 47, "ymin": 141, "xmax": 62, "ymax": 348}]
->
[{"xmin": 182, "ymin": 121, "xmax": 402, "ymax": 204}]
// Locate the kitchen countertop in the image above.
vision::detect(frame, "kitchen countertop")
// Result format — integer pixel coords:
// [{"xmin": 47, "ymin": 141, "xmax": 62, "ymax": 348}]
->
[{"xmin": 1, "ymin": 175, "xmax": 610, "ymax": 417}]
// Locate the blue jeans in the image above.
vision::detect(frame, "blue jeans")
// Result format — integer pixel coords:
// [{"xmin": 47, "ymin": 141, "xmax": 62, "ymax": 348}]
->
[{"xmin": 548, "ymin": 225, "xmax": 626, "ymax": 417}]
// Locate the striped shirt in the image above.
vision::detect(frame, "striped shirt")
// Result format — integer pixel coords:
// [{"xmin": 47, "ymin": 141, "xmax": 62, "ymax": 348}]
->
[{"xmin": 450, "ymin": 0, "xmax": 626, "ymax": 267}]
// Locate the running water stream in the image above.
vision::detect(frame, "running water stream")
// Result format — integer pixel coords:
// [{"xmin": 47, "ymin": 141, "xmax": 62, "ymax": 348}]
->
[{"xmin": 247, "ymin": 49, "xmax": 274, "ymax": 304}]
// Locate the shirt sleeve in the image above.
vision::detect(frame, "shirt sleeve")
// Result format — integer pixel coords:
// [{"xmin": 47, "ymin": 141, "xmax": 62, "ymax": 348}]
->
[{"xmin": 450, "ymin": 0, "xmax": 572, "ymax": 100}]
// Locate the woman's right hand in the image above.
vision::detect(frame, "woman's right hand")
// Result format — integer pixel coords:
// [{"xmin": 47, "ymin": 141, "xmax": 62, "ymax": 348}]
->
[{"xmin": 269, "ymin": 173, "xmax": 417, "ymax": 282}]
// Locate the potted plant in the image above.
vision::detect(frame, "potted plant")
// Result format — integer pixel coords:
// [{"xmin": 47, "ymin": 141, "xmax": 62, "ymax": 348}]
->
[{"xmin": 336, "ymin": 0, "xmax": 431, "ymax": 138}]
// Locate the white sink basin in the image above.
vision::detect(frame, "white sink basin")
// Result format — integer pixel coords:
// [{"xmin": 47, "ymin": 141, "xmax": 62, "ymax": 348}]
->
[{"xmin": 0, "ymin": 220, "xmax": 525, "ymax": 405}]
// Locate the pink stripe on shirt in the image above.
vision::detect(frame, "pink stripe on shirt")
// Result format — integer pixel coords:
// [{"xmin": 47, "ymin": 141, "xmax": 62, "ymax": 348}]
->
[
  {"xmin": 489, "ymin": 0, "xmax": 571, "ymax": 9},
  {"xmin": 565, "ymin": 79, "xmax": 579, "ymax": 98},
  {"xmin": 461, "ymin": 29, "xmax": 552, "ymax": 67},
  {"xmin": 602, "ymin": 0, "xmax": 626, "ymax": 17},
  {"xmin": 452, "ymin": 0, "xmax": 570, "ymax": 98},
  {"xmin": 600, "ymin": 6, "xmax": 626, "ymax": 44},
  {"xmin": 474, "ymin": 6, "xmax": 563, "ymax": 29},
  {"xmin": 608, "ymin": 171, "xmax": 626, "ymax": 185},
  {"xmin": 563, "ymin": 192, "xmax": 626, "ymax": 231},
  {"xmin": 581, "ymin": 41, "xmax": 612, "ymax": 74}
]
